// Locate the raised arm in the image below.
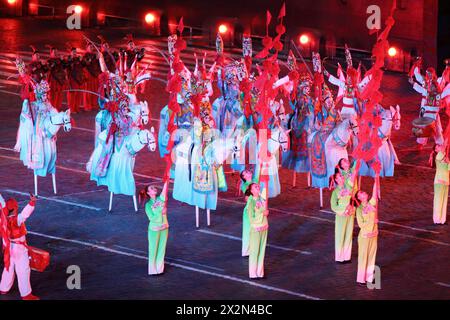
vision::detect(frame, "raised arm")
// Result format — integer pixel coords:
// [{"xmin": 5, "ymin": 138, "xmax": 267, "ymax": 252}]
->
[
  {"xmin": 413, "ymin": 82, "xmax": 427, "ymax": 96},
  {"xmin": 161, "ymin": 181, "xmax": 169, "ymax": 201},
  {"xmin": 327, "ymin": 73, "xmax": 346, "ymax": 89},
  {"xmin": 17, "ymin": 194, "xmax": 36, "ymax": 226},
  {"xmin": 413, "ymin": 67, "xmax": 425, "ymax": 86}
]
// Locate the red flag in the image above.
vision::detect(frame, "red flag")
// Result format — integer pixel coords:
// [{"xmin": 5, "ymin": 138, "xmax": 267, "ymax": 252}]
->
[
  {"xmin": 177, "ymin": 17, "xmax": 184, "ymax": 34},
  {"xmin": 266, "ymin": 10, "xmax": 272, "ymax": 35},
  {"xmin": 278, "ymin": 2, "xmax": 286, "ymax": 19}
]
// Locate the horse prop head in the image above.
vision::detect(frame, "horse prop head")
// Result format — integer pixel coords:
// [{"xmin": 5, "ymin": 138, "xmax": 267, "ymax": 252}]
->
[
  {"xmin": 139, "ymin": 101, "xmax": 150, "ymax": 126},
  {"xmin": 145, "ymin": 126, "xmax": 157, "ymax": 152},
  {"xmin": 271, "ymin": 126, "xmax": 291, "ymax": 152},
  {"xmin": 348, "ymin": 116, "xmax": 359, "ymax": 136},
  {"xmin": 390, "ymin": 104, "xmax": 401, "ymax": 130},
  {"xmin": 62, "ymin": 109, "xmax": 72, "ymax": 132}
]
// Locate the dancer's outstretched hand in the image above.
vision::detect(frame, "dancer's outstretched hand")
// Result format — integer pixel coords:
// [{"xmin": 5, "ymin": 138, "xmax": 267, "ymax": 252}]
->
[{"xmin": 29, "ymin": 193, "xmax": 37, "ymax": 202}]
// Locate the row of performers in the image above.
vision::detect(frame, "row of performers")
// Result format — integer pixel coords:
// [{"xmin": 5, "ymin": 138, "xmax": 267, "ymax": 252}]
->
[
  {"xmin": 4, "ymin": 34, "xmax": 449, "ymax": 298},
  {"xmin": 21, "ymin": 34, "xmax": 145, "ymax": 113}
]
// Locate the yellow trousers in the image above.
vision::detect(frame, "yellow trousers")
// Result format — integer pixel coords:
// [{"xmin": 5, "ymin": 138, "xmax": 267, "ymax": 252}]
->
[
  {"xmin": 433, "ymin": 184, "xmax": 448, "ymax": 224},
  {"xmin": 335, "ymin": 214, "xmax": 354, "ymax": 262},
  {"xmin": 249, "ymin": 229, "xmax": 267, "ymax": 278},
  {"xmin": 357, "ymin": 235, "xmax": 377, "ymax": 283}
]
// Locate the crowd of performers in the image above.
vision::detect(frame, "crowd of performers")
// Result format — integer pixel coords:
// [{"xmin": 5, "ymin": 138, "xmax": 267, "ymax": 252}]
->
[{"xmin": 1, "ymin": 2, "xmax": 450, "ymax": 299}]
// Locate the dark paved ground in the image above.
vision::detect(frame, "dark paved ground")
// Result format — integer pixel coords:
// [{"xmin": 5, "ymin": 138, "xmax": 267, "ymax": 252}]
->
[{"xmin": 0, "ymin": 18, "xmax": 449, "ymax": 300}]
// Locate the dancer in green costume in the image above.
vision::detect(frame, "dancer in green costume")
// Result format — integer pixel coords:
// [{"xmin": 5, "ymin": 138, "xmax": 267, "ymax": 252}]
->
[
  {"xmin": 245, "ymin": 183, "xmax": 268, "ymax": 279},
  {"xmin": 141, "ymin": 181, "xmax": 169, "ymax": 275},
  {"xmin": 430, "ymin": 144, "xmax": 450, "ymax": 224}
]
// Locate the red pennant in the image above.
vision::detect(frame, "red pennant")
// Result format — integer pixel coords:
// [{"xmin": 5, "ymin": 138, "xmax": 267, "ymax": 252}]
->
[
  {"xmin": 278, "ymin": 2, "xmax": 286, "ymax": 19},
  {"xmin": 266, "ymin": 10, "xmax": 272, "ymax": 35},
  {"xmin": 177, "ymin": 17, "xmax": 184, "ymax": 34}
]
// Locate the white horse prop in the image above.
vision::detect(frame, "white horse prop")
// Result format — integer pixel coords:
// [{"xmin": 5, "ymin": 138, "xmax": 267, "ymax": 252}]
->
[
  {"xmin": 87, "ymin": 127, "xmax": 157, "ymax": 212},
  {"xmin": 308, "ymin": 116, "xmax": 359, "ymax": 207},
  {"xmin": 15, "ymin": 103, "xmax": 72, "ymax": 196}
]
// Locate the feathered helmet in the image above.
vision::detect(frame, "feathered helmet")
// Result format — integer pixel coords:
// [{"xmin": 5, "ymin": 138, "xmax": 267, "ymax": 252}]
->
[
  {"xmin": 345, "ymin": 44, "xmax": 353, "ymax": 69},
  {"xmin": 34, "ymin": 79, "xmax": 50, "ymax": 97},
  {"xmin": 287, "ymin": 50, "xmax": 298, "ymax": 72},
  {"xmin": 243, "ymin": 36, "xmax": 252, "ymax": 57},
  {"xmin": 216, "ymin": 33, "xmax": 224, "ymax": 56},
  {"xmin": 312, "ymin": 52, "xmax": 322, "ymax": 73},
  {"xmin": 344, "ymin": 44, "xmax": 358, "ymax": 86}
]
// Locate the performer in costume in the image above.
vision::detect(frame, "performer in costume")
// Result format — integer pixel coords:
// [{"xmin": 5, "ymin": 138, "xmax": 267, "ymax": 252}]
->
[
  {"xmin": 46, "ymin": 47, "xmax": 68, "ymax": 111},
  {"xmin": 190, "ymin": 117, "xmax": 220, "ymax": 211},
  {"xmin": 355, "ymin": 177, "xmax": 379, "ymax": 285},
  {"xmin": 0, "ymin": 193, "xmax": 39, "ymax": 300},
  {"xmin": 240, "ymin": 169, "xmax": 257, "ymax": 257},
  {"xmin": 245, "ymin": 183, "xmax": 268, "ymax": 279},
  {"xmin": 213, "ymin": 59, "xmax": 244, "ymax": 133},
  {"xmin": 324, "ymin": 45, "xmax": 372, "ymax": 119},
  {"xmin": 430, "ymin": 144, "xmax": 450, "ymax": 224},
  {"xmin": 282, "ymin": 74, "xmax": 314, "ymax": 173},
  {"xmin": 66, "ymin": 46, "xmax": 86, "ymax": 113},
  {"xmin": 140, "ymin": 182, "xmax": 169, "ymax": 275},
  {"xmin": 14, "ymin": 79, "xmax": 61, "ymax": 179},
  {"xmin": 330, "ymin": 162, "xmax": 359, "ymax": 263},
  {"xmin": 410, "ymin": 62, "xmax": 450, "ymax": 146}
]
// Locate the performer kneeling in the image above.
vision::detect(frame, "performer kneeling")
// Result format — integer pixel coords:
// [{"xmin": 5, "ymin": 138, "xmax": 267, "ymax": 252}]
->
[
  {"xmin": 354, "ymin": 177, "xmax": 379, "ymax": 285},
  {"xmin": 0, "ymin": 193, "xmax": 39, "ymax": 300},
  {"xmin": 140, "ymin": 182, "xmax": 169, "ymax": 275},
  {"xmin": 245, "ymin": 183, "xmax": 268, "ymax": 279},
  {"xmin": 430, "ymin": 144, "xmax": 450, "ymax": 225}
]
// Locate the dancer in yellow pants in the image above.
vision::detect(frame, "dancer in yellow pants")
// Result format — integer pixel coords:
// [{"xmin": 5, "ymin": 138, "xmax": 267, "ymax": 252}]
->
[
  {"xmin": 430, "ymin": 144, "xmax": 450, "ymax": 224},
  {"xmin": 241, "ymin": 169, "xmax": 258, "ymax": 257},
  {"xmin": 355, "ymin": 177, "xmax": 379, "ymax": 285},
  {"xmin": 330, "ymin": 172, "xmax": 355, "ymax": 263},
  {"xmin": 246, "ymin": 183, "xmax": 268, "ymax": 279},
  {"xmin": 141, "ymin": 182, "xmax": 169, "ymax": 275}
]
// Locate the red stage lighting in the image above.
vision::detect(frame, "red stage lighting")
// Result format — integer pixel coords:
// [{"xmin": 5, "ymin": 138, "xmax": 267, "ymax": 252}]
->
[
  {"xmin": 7, "ymin": 0, "xmax": 16, "ymax": 4},
  {"xmin": 74, "ymin": 5, "xmax": 83, "ymax": 14},
  {"xmin": 388, "ymin": 47, "xmax": 397, "ymax": 57},
  {"xmin": 218, "ymin": 24, "xmax": 228, "ymax": 34},
  {"xmin": 145, "ymin": 13, "xmax": 156, "ymax": 24},
  {"xmin": 299, "ymin": 34, "xmax": 309, "ymax": 45}
]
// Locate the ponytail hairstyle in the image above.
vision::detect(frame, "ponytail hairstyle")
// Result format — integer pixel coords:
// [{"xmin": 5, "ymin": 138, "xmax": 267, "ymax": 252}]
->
[
  {"xmin": 428, "ymin": 144, "xmax": 438, "ymax": 168},
  {"xmin": 245, "ymin": 183, "xmax": 257, "ymax": 198},
  {"xmin": 329, "ymin": 173, "xmax": 337, "ymax": 190},
  {"xmin": 329, "ymin": 172, "xmax": 343, "ymax": 190},
  {"xmin": 351, "ymin": 190, "xmax": 361, "ymax": 208},
  {"xmin": 240, "ymin": 170, "xmax": 247, "ymax": 183},
  {"xmin": 138, "ymin": 185, "xmax": 154, "ymax": 206},
  {"xmin": 337, "ymin": 158, "xmax": 346, "ymax": 171}
]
